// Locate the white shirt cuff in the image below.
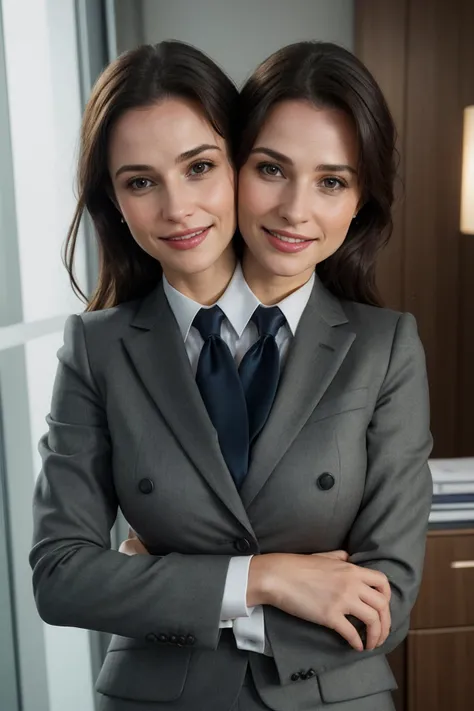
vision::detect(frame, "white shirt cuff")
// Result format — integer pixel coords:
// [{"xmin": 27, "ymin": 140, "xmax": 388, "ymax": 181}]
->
[
  {"xmin": 233, "ymin": 605, "xmax": 266, "ymax": 654},
  {"xmin": 219, "ymin": 555, "xmax": 254, "ymax": 621}
]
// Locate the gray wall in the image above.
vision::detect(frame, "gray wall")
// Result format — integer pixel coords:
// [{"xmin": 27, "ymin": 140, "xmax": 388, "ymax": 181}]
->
[
  {"xmin": 114, "ymin": 0, "xmax": 144, "ymax": 57},
  {"xmin": 135, "ymin": 0, "xmax": 354, "ymax": 86}
]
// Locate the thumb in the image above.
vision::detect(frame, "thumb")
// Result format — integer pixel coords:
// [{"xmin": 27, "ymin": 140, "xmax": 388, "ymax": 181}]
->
[{"xmin": 317, "ymin": 549, "xmax": 349, "ymax": 561}]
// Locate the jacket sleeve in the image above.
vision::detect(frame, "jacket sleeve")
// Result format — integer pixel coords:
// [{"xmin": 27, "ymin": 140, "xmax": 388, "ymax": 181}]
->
[
  {"xmin": 262, "ymin": 312, "xmax": 433, "ymax": 684},
  {"xmin": 30, "ymin": 314, "xmax": 231, "ymax": 650}
]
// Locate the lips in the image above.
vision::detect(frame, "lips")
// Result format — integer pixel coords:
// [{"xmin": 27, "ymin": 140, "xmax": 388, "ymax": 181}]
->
[
  {"xmin": 160, "ymin": 225, "xmax": 212, "ymax": 251},
  {"xmin": 263, "ymin": 227, "xmax": 314, "ymax": 243},
  {"xmin": 263, "ymin": 227, "xmax": 316, "ymax": 254},
  {"xmin": 160, "ymin": 226, "xmax": 211, "ymax": 241}
]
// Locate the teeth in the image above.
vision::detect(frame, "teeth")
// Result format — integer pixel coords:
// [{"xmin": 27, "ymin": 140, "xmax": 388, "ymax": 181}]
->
[
  {"xmin": 169, "ymin": 229, "xmax": 205, "ymax": 241},
  {"xmin": 267, "ymin": 229, "xmax": 307, "ymax": 244}
]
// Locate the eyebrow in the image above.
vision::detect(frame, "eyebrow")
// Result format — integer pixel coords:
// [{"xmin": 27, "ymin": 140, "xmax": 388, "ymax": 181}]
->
[
  {"xmin": 250, "ymin": 147, "xmax": 357, "ymax": 175},
  {"xmin": 115, "ymin": 144, "xmax": 221, "ymax": 178}
]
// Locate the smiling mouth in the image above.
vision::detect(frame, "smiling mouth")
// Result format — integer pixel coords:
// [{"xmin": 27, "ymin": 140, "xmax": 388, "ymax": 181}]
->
[
  {"xmin": 162, "ymin": 226, "xmax": 211, "ymax": 242},
  {"xmin": 263, "ymin": 227, "xmax": 314, "ymax": 243}
]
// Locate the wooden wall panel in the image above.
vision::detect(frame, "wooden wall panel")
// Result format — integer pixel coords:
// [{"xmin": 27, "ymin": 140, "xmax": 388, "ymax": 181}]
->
[
  {"xmin": 355, "ymin": 0, "xmax": 408, "ymax": 312},
  {"xmin": 356, "ymin": 0, "xmax": 473, "ymax": 458},
  {"xmin": 404, "ymin": 0, "xmax": 462, "ymax": 455},
  {"xmin": 458, "ymin": 0, "xmax": 474, "ymax": 455}
]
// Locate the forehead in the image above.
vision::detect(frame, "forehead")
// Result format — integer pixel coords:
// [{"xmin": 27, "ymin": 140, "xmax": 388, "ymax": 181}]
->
[
  {"xmin": 255, "ymin": 100, "xmax": 358, "ymax": 164},
  {"xmin": 108, "ymin": 97, "xmax": 224, "ymax": 166}
]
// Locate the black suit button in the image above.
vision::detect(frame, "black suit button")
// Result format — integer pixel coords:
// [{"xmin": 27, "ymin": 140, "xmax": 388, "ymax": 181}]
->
[
  {"xmin": 169, "ymin": 635, "xmax": 178, "ymax": 645},
  {"xmin": 177, "ymin": 635, "xmax": 187, "ymax": 647},
  {"xmin": 146, "ymin": 633, "xmax": 158, "ymax": 643},
  {"xmin": 186, "ymin": 635, "xmax": 196, "ymax": 646},
  {"xmin": 303, "ymin": 669, "xmax": 316, "ymax": 680},
  {"xmin": 234, "ymin": 538, "xmax": 252, "ymax": 553},
  {"xmin": 157, "ymin": 633, "xmax": 168, "ymax": 643},
  {"xmin": 291, "ymin": 672, "xmax": 301, "ymax": 682},
  {"xmin": 317, "ymin": 473, "xmax": 335, "ymax": 491},
  {"xmin": 138, "ymin": 478, "xmax": 154, "ymax": 494}
]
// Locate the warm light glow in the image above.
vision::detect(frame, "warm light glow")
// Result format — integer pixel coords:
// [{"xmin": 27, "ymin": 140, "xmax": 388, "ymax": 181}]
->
[{"xmin": 461, "ymin": 106, "xmax": 474, "ymax": 234}]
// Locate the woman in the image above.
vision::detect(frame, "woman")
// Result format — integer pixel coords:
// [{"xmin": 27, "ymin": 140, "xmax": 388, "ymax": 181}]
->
[
  {"xmin": 231, "ymin": 41, "xmax": 432, "ymax": 709},
  {"xmin": 30, "ymin": 41, "xmax": 430, "ymax": 711},
  {"xmin": 118, "ymin": 41, "xmax": 433, "ymax": 710}
]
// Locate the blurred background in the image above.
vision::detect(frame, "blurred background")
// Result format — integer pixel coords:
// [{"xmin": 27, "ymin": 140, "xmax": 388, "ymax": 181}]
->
[{"xmin": 0, "ymin": 1, "xmax": 473, "ymax": 710}]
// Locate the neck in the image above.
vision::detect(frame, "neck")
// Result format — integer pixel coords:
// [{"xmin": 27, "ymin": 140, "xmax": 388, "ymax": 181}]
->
[
  {"xmin": 164, "ymin": 246, "xmax": 237, "ymax": 305},
  {"xmin": 242, "ymin": 250, "xmax": 314, "ymax": 305}
]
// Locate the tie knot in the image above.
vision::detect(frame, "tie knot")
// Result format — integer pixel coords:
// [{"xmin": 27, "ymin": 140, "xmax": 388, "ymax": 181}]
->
[
  {"xmin": 193, "ymin": 305, "xmax": 225, "ymax": 339},
  {"xmin": 252, "ymin": 305, "xmax": 286, "ymax": 338}
]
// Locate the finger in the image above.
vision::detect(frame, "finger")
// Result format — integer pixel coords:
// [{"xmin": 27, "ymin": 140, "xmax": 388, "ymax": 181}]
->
[
  {"xmin": 329, "ymin": 615, "xmax": 364, "ymax": 651},
  {"xmin": 119, "ymin": 539, "xmax": 137, "ymax": 555},
  {"xmin": 320, "ymin": 550, "xmax": 349, "ymax": 561},
  {"xmin": 119, "ymin": 537, "xmax": 148, "ymax": 555},
  {"xmin": 360, "ymin": 568, "xmax": 391, "ymax": 601},
  {"xmin": 128, "ymin": 527, "xmax": 136, "ymax": 539},
  {"xmin": 377, "ymin": 602, "xmax": 391, "ymax": 647},
  {"xmin": 359, "ymin": 587, "xmax": 391, "ymax": 646},
  {"xmin": 348, "ymin": 600, "xmax": 382, "ymax": 651}
]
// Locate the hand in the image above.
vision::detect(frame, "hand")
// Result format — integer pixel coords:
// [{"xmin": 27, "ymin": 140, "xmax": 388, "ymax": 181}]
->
[
  {"xmin": 118, "ymin": 528, "xmax": 149, "ymax": 556},
  {"xmin": 312, "ymin": 550, "xmax": 391, "ymax": 649},
  {"xmin": 248, "ymin": 551, "xmax": 391, "ymax": 652}
]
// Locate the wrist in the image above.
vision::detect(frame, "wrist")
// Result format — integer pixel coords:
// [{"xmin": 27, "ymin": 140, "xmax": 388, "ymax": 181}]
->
[{"xmin": 247, "ymin": 554, "xmax": 278, "ymax": 606}]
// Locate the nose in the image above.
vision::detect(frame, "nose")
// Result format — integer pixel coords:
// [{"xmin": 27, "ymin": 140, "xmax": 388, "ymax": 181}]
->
[
  {"xmin": 160, "ymin": 184, "xmax": 194, "ymax": 223},
  {"xmin": 277, "ymin": 183, "xmax": 311, "ymax": 225}
]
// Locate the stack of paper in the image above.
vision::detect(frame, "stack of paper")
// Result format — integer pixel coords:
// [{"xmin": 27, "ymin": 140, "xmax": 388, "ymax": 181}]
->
[{"xmin": 429, "ymin": 458, "xmax": 474, "ymax": 522}]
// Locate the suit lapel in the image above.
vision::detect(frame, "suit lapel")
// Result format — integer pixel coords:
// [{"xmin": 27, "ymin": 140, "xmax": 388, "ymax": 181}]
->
[
  {"xmin": 122, "ymin": 283, "xmax": 252, "ymax": 531},
  {"xmin": 240, "ymin": 278, "xmax": 356, "ymax": 509}
]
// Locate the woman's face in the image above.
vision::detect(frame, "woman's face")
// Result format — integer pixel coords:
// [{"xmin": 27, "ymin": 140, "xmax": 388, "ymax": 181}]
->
[
  {"xmin": 108, "ymin": 97, "xmax": 236, "ymax": 285},
  {"xmin": 238, "ymin": 99, "xmax": 361, "ymax": 288}
]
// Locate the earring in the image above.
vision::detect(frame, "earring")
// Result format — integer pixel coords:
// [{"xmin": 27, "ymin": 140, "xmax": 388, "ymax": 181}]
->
[{"xmin": 120, "ymin": 216, "xmax": 125, "ymax": 224}]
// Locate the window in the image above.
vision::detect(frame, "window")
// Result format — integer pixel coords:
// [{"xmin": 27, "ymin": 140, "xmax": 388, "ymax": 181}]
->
[{"xmin": 0, "ymin": 2, "xmax": 111, "ymax": 710}]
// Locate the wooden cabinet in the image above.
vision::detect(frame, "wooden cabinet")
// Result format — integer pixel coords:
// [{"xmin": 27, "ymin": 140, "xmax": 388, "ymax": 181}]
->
[
  {"xmin": 388, "ymin": 528, "xmax": 474, "ymax": 710},
  {"xmin": 411, "ymin": 530, "xmax": 474, "ymax": 630},
  {"xmin": 407, "ymin": 629, "xmax": 474, "ymax": 710}
]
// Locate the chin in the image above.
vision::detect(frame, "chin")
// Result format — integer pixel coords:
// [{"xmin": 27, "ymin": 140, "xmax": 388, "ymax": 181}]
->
[
  {"xmin": 170, "ymin": 249, "xmax": 231, "ymax": 276},
  {"xmin": 256, "ymin": 252, "xmax": 315, "ymax": 278}
]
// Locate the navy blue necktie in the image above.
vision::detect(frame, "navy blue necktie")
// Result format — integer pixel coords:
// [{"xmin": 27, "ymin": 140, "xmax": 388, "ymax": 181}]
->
[
  {"xmin": 193, "ymin": 306, "xmax": 249, "ymax": 489},
  {"xmin": 239, "ymin": 306, "xmax": 286, "ymax": 444}
]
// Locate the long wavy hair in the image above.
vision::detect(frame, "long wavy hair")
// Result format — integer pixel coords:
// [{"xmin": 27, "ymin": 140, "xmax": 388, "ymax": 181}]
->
[
  {"xmin": 238, "ymin": 42, "xmax": 398, "ymax": 306},
  {"xmin": 65, "ymin": 41, "xmax": 239, "ymax": 311}
]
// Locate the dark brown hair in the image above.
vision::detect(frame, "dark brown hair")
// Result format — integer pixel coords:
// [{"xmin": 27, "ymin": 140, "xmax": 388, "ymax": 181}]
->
[
  {"xmin": 65, "ymin": 41, "xmax": 239, "ymax": 311},
  {"xmin": 238, "ymin": 41, "xmax": 397, "ymax": 306}
]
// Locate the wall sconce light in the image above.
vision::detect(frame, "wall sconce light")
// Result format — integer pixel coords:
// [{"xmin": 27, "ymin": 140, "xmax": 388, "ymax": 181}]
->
[{"xmin": 460, "ymin": 106, "xmax": 474, "ymax": 235}]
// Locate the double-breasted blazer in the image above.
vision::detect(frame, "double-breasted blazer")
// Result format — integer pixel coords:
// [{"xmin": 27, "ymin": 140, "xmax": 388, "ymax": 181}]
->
[{"xmin": 30, "ymin": 274, "xmax": 433, "ymax": 710}]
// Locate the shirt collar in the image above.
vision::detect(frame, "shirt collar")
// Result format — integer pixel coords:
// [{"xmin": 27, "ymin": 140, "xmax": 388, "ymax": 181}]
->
[
  {"xmin": 162, "ymin": 262, "xmax": 258, "ymax": 341},
  {"xmin": 217, "ymin": 262, "xmax": 259, "ymax": 338},
  {"xmin": 162, "ymin": 275, "xmax": 202, "ymax": 341},
  {"xmin": 275, "ymin": 272, "xmax": 315, "ymax": 335},
  {"xmin": 162, "ymin": 263, "xmax": 315, "ymax": 341}
]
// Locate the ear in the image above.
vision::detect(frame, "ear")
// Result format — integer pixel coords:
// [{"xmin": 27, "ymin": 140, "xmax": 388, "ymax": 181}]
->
[
  {"xmin": 353, "ymin": 198, "xmax": 367, "ymax": 219},
  {"xmin": 106, "ymin": 185, "xmax": 123, "ymax": 221}
]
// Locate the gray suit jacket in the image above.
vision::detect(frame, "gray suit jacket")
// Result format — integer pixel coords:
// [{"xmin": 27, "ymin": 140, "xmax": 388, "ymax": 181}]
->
[{"xmin": 30, "ymin": 276, "xmax": 433, "ymax": 710}]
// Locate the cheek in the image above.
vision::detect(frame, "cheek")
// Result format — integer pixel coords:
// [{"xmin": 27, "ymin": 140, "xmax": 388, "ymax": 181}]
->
[
  {"xmin": 320, "ymin": 197, "xmax": 358, "ymax": 233},
  {"xmin": 119, "ymin": 195, "xmax": 156, "ymax": 232},
  {"xmin": 205, "ymin": 173, "xmax": 235, "ymax": 219},
  {"xmin": 238, "ymin": 175, "xmax": 274, "ymax": 224}
]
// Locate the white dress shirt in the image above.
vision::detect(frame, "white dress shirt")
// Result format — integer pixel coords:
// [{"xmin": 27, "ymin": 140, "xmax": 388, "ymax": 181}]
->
[{"xmin": 162, "ymin": 262, "xmax": 314, "ymax": 653}]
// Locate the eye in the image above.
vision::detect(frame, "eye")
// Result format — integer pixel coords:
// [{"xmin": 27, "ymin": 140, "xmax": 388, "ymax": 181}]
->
[
  {"xmin": 188, "ymin": 160, "xmax": 215, "ymax": 176},
  {"xmin": 128, "ymin": 177, "xmax": 154, "ymax": 191},
  {"xmin": 320, "ymin": 177, "xmax": 347, "ymax": 191},
  {"xmin": 257, "ymin": 162, "xmax": 284, "ymax": 178}
]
